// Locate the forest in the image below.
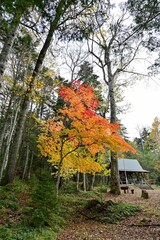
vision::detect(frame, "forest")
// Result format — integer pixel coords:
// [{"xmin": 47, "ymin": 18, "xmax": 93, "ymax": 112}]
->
[{"xmin": 0, "ymin": 0, "xmax": 160, "ymax": 239}]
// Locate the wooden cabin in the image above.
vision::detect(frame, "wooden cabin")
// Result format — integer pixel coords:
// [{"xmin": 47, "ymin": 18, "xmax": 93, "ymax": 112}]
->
[{"xmin": 118, "ymin": 158, "xmax": 149, "ymax": 185}]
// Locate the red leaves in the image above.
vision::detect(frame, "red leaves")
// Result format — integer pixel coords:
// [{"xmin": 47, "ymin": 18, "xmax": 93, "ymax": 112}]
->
[
  {"xmin": 59, "ymin": 82, "xmax": 99, "ymax": 111},
  {"xmin": 59, "ymin": 87, "xmax": 68, "ymax": 99},
  {"xmin": 90, "ymin": 98, "xmax": 99, "ymax": 109},
  {"xmin": 82, "ymin": 109, "xmax": 96, "ymax": 117},
  {"xmin": 59, "ymin": 80, "xmax": 136, "ymax": 155},
  {"xmin": 71, "ymin": 79, "xmax": 81, "ymax": 89}
]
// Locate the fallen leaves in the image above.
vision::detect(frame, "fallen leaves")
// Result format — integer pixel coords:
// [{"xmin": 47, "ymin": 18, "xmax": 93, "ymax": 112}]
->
[{"xmin": 56, "ymin": 188, "xmax": 160, "ymax": 240}]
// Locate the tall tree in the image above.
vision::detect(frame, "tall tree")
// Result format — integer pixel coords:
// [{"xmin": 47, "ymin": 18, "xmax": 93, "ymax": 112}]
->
[
  {"xmin": 4, "ymin": 0, "xmax": 73, "ymax": 184},
  {"xmin": 78, "ymin": 61, "xmax": 100, "ymax": 88},
  {"xmin": 134, "ymin": 127, "xmax": 150, "ymax": 151},
  {"xmin": 86, "ymin": 2, "xmax": 144, "ymax": 194},
  {"xmin": 0, "ymin": 29, "xmax": 39, "ymax": 181},
  {"xmin": 133, "ymin": 120, "xmax": 160, "ymax": 184},
  {"xmin": 147, "ymin": 117, "xmax": 160, "ymax": 153}
]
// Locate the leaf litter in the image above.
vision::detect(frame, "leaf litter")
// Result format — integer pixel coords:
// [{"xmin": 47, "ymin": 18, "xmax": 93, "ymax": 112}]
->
[{"xmin": 56, "ymin": 188, "xmax": 160, "ymax": 240}]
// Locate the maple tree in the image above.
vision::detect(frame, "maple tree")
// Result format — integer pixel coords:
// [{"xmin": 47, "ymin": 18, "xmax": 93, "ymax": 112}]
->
[{"xmin": 38, "ymin": 80, "xmax": 136, "ymax": 194}]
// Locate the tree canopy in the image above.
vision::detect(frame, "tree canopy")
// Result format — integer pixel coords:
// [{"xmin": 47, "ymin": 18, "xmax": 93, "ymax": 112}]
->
[{"xmin": 38, "ymin": 81, "xmax": 136, "ymax": 193}]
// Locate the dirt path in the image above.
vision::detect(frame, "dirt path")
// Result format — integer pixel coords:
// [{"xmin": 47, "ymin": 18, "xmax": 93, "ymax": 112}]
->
[{"xmin": 56, "ymin": 188, "xmax": 160, "ymax": 240}]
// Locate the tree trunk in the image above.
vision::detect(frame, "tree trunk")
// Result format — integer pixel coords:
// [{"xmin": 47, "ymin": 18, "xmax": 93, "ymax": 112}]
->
[
  {"xmin": 0, "ymin": 122, "xmax": 7, "ymax": 154},
  {"xmin": 107, "ymin": 56, "xmax": 121, "ymax": 195},
  {"xmin": 0, "ymin": 89, "xmax": 19, "ymax": 153},
  {"xmin": 110, "ymin": 152, "xmax": 120, "ymax": 194},
  {"xmin": 22, "ymin": 144, "xmax": 30, "ymax": 180},
  {"xmin": 76, "ymin": 171, "xmax": 80, "ymax": 191},
  {"xmin": 91, "ymin": 174, "xmax": 95, "ymax": 190},
  {"xmin": 6, "ymin": 5, "xmax": 65, "ymax": 183},
  {"xmin": 83, "ymin": 173, "xmax": 86, "ymax": 191},
  {"xmin": 5, "ymin": 98, "xmax": 30, "ymax": 183},
  {"xmin": 27, "ymin": 151, "xmax": 33, "ymax": 179},
  {"xmin": 0, "ymin": 12, "xmax": 22, "ymax": 82},
  {"xmin": 0, "ymin": 103, "xmax": 20, "ymax": 182},
  {"xmin": 56, "ymin": 164, "xmax": 62, "ymax": 196}
]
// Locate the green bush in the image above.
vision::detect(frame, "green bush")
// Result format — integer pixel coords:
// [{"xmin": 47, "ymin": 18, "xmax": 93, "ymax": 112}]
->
[
  {"xmin": 0, "ymin": 226, "xmax": 12, "ymax": 240},
  {"xmin": 0, "ymin": 225, "xmax": 55, "ymax": 240},
  {"xmin": 3, "ymin": 179, "xmax": 29, "ymax": 193},
  {"xmin": 0, "ymin": 220, "xmax": 57, "ymax": 240},
  {"xmin": 25, "ymin": 174, "xmax": 64, "ymax": 229}
]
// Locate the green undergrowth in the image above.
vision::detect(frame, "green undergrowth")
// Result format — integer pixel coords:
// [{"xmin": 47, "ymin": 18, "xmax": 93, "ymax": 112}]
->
[
  {"xmin": 59, "ymin": 183, "xmax": 141, "ymax": 224},
  {"xmin": 0, "ymin": 175, "xmax": 66, "ymax": 240},
  {"xmin": 58, "ymin": 188, "xmax": 141, "ymax": 224},
  {"xmin": 0, "ymin": 178, "xmax": 141, "ymax": 239},
  {"xmin": 83, "ymin": 199, "xmax": 141, "ymax": 223}
]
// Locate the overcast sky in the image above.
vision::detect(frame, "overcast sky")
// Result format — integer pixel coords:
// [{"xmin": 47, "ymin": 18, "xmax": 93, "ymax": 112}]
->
[{"xmin": 121, "ymin": 79, "xmax": 160, "ymax": 140}]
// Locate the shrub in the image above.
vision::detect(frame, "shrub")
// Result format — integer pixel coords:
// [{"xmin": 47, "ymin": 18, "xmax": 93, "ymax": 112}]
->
[{"xmin": 25, "ymin": 174, "xmax": 64, "ymax": 229}]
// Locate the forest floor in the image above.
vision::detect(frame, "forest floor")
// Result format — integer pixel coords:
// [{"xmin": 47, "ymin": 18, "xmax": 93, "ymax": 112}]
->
[{"xmin": 56, "ymin": 187, "xmax": 160, "ymax": 240}]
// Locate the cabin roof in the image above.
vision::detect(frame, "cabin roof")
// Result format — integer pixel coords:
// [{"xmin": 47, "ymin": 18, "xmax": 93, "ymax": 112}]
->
[{"xmin": 118, "ymin": 159, "xmax": 149, "ymax": 173}]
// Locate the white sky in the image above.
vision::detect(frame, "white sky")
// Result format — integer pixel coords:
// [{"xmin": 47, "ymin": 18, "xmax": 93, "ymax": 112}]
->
[{"xmin": 121, "ymin": 79, "xmax": 160, "ymax": 140}]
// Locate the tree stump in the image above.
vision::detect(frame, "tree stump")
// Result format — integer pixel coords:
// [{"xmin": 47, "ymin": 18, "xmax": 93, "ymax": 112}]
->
[{"xmin": 141, "ymin": 189, "xmax": 149, "ymax": 199}]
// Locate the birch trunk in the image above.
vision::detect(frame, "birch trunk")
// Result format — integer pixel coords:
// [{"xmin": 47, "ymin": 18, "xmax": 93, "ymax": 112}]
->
[
  {"xmin": 0, "ymin": 102, "xmax": 20, "ymax": 182},
  {"xmin": 0, "ymin": 12, "xmax": 22, "ymax": 82},
  {"xmin": 0, "ymin": 89, "xmax": 17, "ymax": 153},
  {"xmin": 83, "ymin": 173, "xmax": 86, "ymax": 191},
  {"xmin": 91, "ymin": 174, "xmax": 95, "ymax": 190}
]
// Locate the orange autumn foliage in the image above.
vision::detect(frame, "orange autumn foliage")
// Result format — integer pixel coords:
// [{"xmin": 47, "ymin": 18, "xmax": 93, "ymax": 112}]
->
[
  {"xmin": 59, "ymin": 81, "xmax": 136, "ymax": 154},
  {"xmin": 38, "ymin": 81, "xmax": 136, "ymax": 176}
]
